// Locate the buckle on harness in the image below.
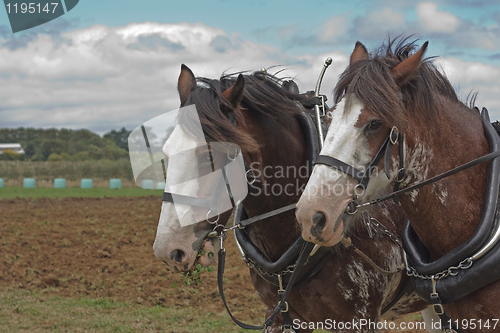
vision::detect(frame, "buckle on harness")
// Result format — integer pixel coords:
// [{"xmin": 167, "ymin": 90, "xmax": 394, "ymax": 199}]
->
[
  {"xmin": 245, "ymin": 169, "xmax": 256, "ymax": 185},
  {"xmin": 390, "ymin": 126, "xmax": 399, "ymax": 145},
  {"xmin": 281, "ymin": 301, "xmax": 289, "ymax": 313},
  {"xmin": 206, "ymin": 210, "xmax": 220, "ymax": 224},
  {"xmin": 430, "ymin": 276, "xmax": 445, "ymax": 315},
  {"xmin": 433, "ymin": 304, "xmax": 445, "ymax": 315},
  {"xmin": 396, "ymin": 168, "xmax": 406, "ymax": 182},
  {"xmin": 278, "ymin": 274, "xmax": 285, "ymax": 292},
  {"xmin": 345, "ymin": 200, "xmax": 358, "ymax": 215}
]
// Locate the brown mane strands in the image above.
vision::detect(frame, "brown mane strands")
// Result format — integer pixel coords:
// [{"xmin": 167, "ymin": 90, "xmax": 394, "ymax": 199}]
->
[
  {"xmin": 179, "ymin": 70, "xmax": 307, "ymax": 154},
  {"xmin": 334, "ymin": 36, "xmax": 463, "ymax": 131}
]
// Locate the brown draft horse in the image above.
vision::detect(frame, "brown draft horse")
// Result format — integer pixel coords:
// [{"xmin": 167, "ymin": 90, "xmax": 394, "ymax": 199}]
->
[
  {"xmin": 296, "ymin": 37, "xmax": 500, "ymax": 332},
  {"xmin": 153, "ymin": 64, "xmax": 427, "ymax": 332}
]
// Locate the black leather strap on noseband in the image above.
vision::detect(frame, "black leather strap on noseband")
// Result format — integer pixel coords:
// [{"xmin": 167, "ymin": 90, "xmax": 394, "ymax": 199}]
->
[
  {"xmin": 314, "ymin": 154, "xmax": 365, "ymax": 183},
  {"xmin": 314, "ymin": 127, "xmax": 403, "ymax": 193}
]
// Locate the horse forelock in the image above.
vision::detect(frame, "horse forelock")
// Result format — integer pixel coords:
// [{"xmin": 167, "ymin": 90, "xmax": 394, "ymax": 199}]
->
[
  {"xmin": 179, "ymin": 71, "xmax": 305, "ymax": 154},
  {"xmin": 334, "ymin": 36, "xmax": 468, "ymax": 130}
]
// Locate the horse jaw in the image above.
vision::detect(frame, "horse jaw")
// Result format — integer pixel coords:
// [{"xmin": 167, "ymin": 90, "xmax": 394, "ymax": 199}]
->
[
  {"xmin": 296, "ymin": 95, "xmax": 392, "ymax": 246},
  {"xmin": 153, "ymin": 202, "xmax": 216, "ymax": 271},
  {"xmin": 153, "ymin": 125, "xmax": 216, "ymax": 271}
]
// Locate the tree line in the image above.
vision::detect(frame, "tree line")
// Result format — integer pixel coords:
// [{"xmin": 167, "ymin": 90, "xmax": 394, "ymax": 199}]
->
[{"xmin": 0, "ymin": 127, "xmax": 131, "ymax": 161}]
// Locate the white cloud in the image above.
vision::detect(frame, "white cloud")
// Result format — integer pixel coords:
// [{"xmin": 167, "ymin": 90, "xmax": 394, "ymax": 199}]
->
[
  {"xmin": 417, "ymin": 2, "xmax": 460, "ymax": 33},
  {"xmin": 0, "ymin": 22, "xmax": 349, "ymax": 134},
  {"xmin": 435, "ymin": 57, "xmax": 500, "ymax": 120},
  {"xmin": 436, "ymin": 57, "xmax": 500, "ymax": 84},
  {"xmin": 352, "ymin": 8, "xmax": 407, "ymax": 39},
  {"xmin": 1, "ymin": 21, "xmax": 499, "ymax": 135}
]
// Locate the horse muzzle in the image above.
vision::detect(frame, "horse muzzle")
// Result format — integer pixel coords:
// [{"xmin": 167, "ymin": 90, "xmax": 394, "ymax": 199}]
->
[
  {"xmin": 295, "ymin": 191, "xmax": 351, "ymax": 247},
  {"xmin": 154, "ymin": 235, "xmax": 217, "ymax": 272}
]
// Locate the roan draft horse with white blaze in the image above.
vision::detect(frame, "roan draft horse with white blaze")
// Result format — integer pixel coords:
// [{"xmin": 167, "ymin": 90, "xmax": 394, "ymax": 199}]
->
[
  {"xmin": 296, "ymin": 37, "xmax": 500, "ymax": 332},
  {"xmin": 153, "ymin": 64, "xmax": 427, "ymax": 332}
]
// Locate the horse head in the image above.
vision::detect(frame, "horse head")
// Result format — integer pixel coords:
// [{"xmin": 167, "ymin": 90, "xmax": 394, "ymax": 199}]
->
[
  {"xmin": 296, "ymin": 38, "xmax": 429, "ymax": 246},
  {"xmin": 153, "ymin": 65, "xmax": 247, "ymax": 271}
]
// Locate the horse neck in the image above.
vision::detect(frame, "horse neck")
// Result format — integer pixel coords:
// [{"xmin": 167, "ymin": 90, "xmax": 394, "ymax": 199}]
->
[
  {"xmin": 241, "ymin": 111, "xmax": 307, "ymax": 260},
  {"xmin": 400, "ymin": 97, "xmax": 489, "ymax": 260}
]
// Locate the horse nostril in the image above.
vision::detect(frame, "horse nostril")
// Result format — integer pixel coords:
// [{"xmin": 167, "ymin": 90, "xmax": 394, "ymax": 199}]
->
[
  {"xmin": 169, "ymin": 249, "xmax": 185, "ymax": 263},
  {"xmin": 312, "ymin": 211, "xmax": 326, "ymax": 229}
]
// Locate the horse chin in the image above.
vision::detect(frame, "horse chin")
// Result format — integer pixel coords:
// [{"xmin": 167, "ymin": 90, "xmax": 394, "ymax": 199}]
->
[
  {"xmin": 195, "ymin": 238, "xmax": 217, "ymax": 267},
  {"xmin": 316, "ymin": 221, "xmax": 345, "ymax": 247},
  {"xmin": 300, "ymin": 218, "xmax": 344, "ymax": 247}
]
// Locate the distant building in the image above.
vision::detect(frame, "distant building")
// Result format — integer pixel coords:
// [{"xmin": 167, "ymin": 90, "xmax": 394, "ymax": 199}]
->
[{"xmin": 0, "ymin": 143, "xmax": 25, "ymax": 155}]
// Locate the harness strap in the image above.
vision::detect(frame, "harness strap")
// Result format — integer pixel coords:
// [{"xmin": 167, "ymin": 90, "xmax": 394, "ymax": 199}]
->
[
  {"xmin": 217, "ymin": 241, "xmax": 313, "ymax": 331},
  {"xmin": 220, "ymin": 160, "xmax": 236, "ymax": 208},
  {"xmin": 282, "ymin": 309, "xmax": 300, "ymax": 333},
  {"xmin": 315, "ymin": 155, "xmax": 364, "ymax": 183},
  {"xmin": 264, "ymin": 242, "xmax": 315, "ymax": 328},
  {"xmin": 238, "ymin": 203, "xmax": 297, "ymax": 228},
  {"xmin": 430, "ymin": 294, "xmax": 463, "ymax": 333},
  {"xmin": 302, "ymin": 95, "xmax": 327, "ymax": 109},
  {"xmin": 315, "ymin": 129, "xmax": 396, "ymax": 190},
  {"xmin": 217, "ymin": 247, "xmax": 264, "ymax": 330},
  {"xmin": 430, "ymin": 278, "xmax": 464, "ymax": 333},
  {"xmin": 393, "ymin": 133, "xmax": 405, "ymax": 204},
  {"xmin": 366, "ymin": 147, "xmax": 500, "ymax": 207}
]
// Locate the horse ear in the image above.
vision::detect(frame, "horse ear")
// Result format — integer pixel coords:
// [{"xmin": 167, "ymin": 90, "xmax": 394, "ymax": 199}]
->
[
  {"xmin": 391, "ymin": 41, "xmax": 429, "ymax": 86},
  {"xmin": 178, "ymin": 64, "xmax": 195, "ymax": 104},
  {"xmin": 222, "ymin": 74, "xmax": 245, "ymax": 106},
  {"xmin": 350, "ymin": 41, "xmax": 368, "ymax": 66}
]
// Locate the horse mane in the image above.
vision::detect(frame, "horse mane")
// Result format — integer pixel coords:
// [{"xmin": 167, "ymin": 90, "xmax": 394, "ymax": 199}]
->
[
  {"xmin": 334, "ymin": 36, "xmax": 464, "ymax": 129},
  {"xmin": 180, "ymin": 70, "xmax": 307, "ymax": 153}
]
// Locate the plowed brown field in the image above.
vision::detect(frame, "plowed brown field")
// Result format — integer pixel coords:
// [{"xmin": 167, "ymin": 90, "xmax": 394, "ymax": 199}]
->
[{"xmin": 0, "ymin": 196, "xmax": 424, "ymax": 332}]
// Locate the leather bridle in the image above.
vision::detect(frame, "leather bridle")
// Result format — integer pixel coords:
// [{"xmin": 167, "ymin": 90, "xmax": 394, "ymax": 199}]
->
[{"xmin": 314, "ymin": 125, "xmax": 406, "ymax": 212}]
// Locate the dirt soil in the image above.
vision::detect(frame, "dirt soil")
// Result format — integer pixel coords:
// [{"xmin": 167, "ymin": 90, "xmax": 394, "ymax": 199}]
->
[{"xmin": 0, "ymin": 196, "xmax": 425, "ymax": 332}]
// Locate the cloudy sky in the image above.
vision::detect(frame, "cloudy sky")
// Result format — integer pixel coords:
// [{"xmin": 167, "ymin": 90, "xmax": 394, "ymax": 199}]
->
[{"xmin": 0, "ymin": 0, "xmax": 499, "ymax": 134}]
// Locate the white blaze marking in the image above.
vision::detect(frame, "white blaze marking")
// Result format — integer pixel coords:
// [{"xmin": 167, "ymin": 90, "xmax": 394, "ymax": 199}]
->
[
  {"xmin": 161, "ymin": 125, "xmax": 204, "ymax": 228},
  {"xmin": 305, "ymin": 96, "xmax": 366, "ymax": 198},
  {"xmin": 153, "ymin": 125, "xmax": 205, "ymax": 261}
]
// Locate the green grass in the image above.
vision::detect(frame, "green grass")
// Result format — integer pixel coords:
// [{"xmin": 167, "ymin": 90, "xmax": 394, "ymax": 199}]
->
[
  {"xmin": 0, "ymin": 187, "xmax": 164, "ymax": 199},
  {"xmin": 0, "ymin": 289, "xmax": 261, "ymax": 333}
]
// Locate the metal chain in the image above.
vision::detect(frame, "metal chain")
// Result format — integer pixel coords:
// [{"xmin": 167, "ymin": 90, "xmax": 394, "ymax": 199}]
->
[
  {"xmin": 243, "ymin": 256, "xmax": 296, "ymax": 278},
  {"xmin": 406, "ymin": 257, "xmax": 474, "ymax": 280},
  {"xmin": 362, "ymin": 211, "xmax": 403, "ymax": 248},
  {"xmin": 361, "ymin": 211, "xmax": 476, "ymax": 281}
]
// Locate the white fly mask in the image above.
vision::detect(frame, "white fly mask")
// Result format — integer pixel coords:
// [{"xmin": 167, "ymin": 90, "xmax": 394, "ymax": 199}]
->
[{"xmin": 128, "ymin": 105, "xmax": 248, "ymax": 226}]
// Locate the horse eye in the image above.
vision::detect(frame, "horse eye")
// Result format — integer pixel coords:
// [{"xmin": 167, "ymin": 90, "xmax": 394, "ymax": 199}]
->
[{"xmin": 366, "ymin": 120, "xmax": 382, "ymax": 131}]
